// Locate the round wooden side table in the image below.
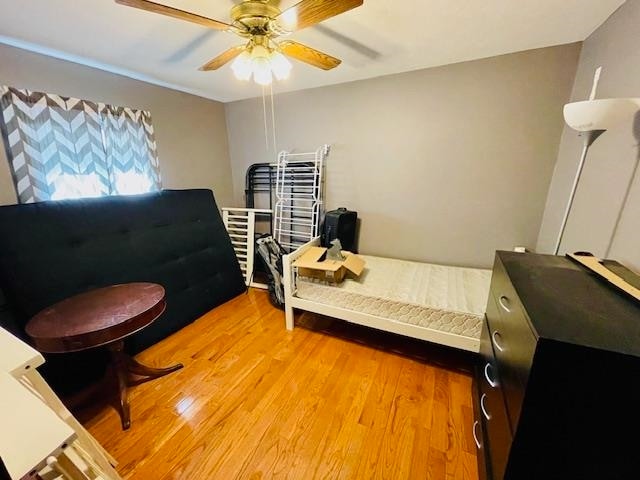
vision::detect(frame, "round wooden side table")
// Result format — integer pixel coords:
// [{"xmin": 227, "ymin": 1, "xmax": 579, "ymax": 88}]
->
[{"xmin": 26, "ymin": 282, "xmax": 183, "ymax": 430}]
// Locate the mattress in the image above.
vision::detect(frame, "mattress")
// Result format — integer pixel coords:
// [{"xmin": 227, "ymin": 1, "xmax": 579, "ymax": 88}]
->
[{"xmin": 295, "ymin": 255, "xmax": 492, "ymax": 339}]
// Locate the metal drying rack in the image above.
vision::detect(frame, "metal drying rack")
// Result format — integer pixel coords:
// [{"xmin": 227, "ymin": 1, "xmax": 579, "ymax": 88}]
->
[{"xmin": 273, "ymin": 145, "xmax": 328, "ymax": 252}]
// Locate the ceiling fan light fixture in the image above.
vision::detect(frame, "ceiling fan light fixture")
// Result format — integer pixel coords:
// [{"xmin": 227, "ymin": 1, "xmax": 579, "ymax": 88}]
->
[
  {"xmin": 231, "ymin": 51, "xmax": 253, "ymax": 81},
  {"xmin": 252, "ymin": 56, "xmax": 273, "ymax": 86},
  {"xmin": 270, "ymin": 51, "xmax": 292, "ymax": 81}
]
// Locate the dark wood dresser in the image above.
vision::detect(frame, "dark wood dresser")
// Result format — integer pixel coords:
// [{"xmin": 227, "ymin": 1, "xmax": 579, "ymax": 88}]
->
[{"xmin": 474, "ymin": 251, "xmax": 640, "ymax": 480}]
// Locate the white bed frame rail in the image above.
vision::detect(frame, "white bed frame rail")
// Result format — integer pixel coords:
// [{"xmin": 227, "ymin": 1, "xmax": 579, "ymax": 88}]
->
[
  {"xmin": 283, "ymin": 237, "xmax": 481, "ymax": 353},
  {"xmin": 283, "ymin": 237, "xmax": 320, "ymax": 329}
]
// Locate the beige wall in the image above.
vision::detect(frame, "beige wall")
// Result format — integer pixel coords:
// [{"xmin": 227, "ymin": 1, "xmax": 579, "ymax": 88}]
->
[
  {"xmin": 226, "ymin": 44, "xmax": 581, "ymax": 268},
  {"xmin": 536, "ymin": 1, "xmax": 640, "ymax": 271},
  {"xmin": 0, "ymin": 43, "xmax": 233, "ymax": 207}
]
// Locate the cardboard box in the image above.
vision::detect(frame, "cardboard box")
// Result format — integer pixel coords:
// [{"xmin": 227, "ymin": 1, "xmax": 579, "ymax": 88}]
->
[{"xmin": 293, "ymin": 246, "xmax": 365, "ymax": 283}]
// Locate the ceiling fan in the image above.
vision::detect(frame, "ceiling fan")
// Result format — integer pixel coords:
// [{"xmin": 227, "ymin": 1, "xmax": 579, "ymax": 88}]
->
[{"xmin": 115, "ymin": 0, "xmax": 364, "ymax": 85}]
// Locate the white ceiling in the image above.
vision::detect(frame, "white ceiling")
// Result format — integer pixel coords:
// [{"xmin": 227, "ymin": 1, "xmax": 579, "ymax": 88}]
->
[{"xmin": 0, "ymin": 0, "xmax": 625, "ymax": 102}]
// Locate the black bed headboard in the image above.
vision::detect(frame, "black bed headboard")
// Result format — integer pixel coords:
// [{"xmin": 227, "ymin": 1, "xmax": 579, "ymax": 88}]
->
[{"xmin": 0, "ymin": 189, "xmax": 245, "ymax": 394}]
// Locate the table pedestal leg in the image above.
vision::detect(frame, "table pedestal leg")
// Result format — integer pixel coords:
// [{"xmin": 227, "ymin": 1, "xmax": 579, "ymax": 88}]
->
[
  {"xmin": 109, "ymin": 342, "xmax": 131, "ymax": 430},
  {"xmin": 125, "ymin": 355, "xmax": 184, "ymax": 378},
  {"xmin": 107, "ymin": 341, "xmax": 183, "ymax": 430}
]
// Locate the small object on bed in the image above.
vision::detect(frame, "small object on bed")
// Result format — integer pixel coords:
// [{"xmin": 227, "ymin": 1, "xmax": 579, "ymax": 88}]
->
[
  {"xmin": 293, "ymin": 246, "xmax": 365, "ymax": 283},
  {"xmin": 326, "ymin": 239, "xmax": 345, "ymax": 261}
]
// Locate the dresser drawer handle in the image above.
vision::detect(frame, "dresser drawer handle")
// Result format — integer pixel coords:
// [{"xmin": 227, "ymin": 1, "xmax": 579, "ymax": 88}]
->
[
  {"xmin": 484, "ymin": 363, "xmax": 498, "ymax": 388},
  {"xmin": 498, "ymin": 295, "xmax": 511, "ymax": 312},
  {"xmin": 472, "ymin": 420, "xmax": 482, "ymax": 449},
  {"xmin": 480, "ymin": 393, "xmax": 491, "ymax": 420},
  {"xmin": 492, "ymin": 330, "xmax": 505, "ymax": 352}
]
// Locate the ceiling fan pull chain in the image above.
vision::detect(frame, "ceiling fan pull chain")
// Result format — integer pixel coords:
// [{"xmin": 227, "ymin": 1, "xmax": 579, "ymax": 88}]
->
[
  {"xmin": 262, "ymin": 85, "xmax": 270, "ymax": 153},
  {"xmin": 269, "ymin": 82, "xmax": 277, "ymax": 156}
]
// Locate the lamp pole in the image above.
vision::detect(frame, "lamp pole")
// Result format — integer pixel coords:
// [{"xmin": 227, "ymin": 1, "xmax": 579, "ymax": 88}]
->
[{"xmin": 553, "ymin": 129, "xmax": 605, "ymax": 255}]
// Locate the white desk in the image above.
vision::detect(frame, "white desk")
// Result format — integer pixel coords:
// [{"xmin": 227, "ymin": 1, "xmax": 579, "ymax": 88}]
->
[
  {"xmin": 0, "ymin": 327, "xmax": 44, "ymax": 377},
  {"xmin": 0, "ymin": 327, "xmax": 121, "ymax": 480},
  {"xmin": 0, "ymin": 371, "xmax": 74, "ymax": 479}
]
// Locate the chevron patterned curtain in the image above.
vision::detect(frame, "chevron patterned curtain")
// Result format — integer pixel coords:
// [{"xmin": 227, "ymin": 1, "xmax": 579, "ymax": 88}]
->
[
  {"xmin": 0, "ymin": 86, "xmax": 161, "ymax": 203},
  {"xmin": 100, "ymin": 105, "xmax": 161, "ymax": 195}
]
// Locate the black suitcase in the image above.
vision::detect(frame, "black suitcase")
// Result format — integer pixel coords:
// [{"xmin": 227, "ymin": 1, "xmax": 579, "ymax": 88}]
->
[{"xmin": 321, "ymin": 208, "xmax": 358, "ymax": 252}]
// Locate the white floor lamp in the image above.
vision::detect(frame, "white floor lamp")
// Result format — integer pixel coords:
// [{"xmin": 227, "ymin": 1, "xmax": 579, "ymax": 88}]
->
[{"xmin": 554, "ymin": 69, "xmax": 640, "ymax": 255}]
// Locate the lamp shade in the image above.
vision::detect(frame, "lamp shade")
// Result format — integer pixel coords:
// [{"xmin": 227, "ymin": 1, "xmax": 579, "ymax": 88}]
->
[
  {"xmin": 270, "ymin": 51, "xmax": 292, "ymax": 81},
  {"xmin": 231, "ymin": 51, "xmax": 252, "ymax": 81},
  {"xmin": 563, "ymin": 98, "xmax": 640, "ymax": 132}
]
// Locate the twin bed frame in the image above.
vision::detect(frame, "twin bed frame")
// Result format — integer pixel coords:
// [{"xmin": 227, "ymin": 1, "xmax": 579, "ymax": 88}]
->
[{"xmin": 283, "ymin": 238, "xmax": 483, "ymax": 353}]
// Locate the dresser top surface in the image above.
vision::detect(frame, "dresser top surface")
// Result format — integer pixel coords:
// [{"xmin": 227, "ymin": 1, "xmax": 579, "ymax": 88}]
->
[{"xmin": 497, "ymin": 251, "xmax": 640, "ymax": 357}]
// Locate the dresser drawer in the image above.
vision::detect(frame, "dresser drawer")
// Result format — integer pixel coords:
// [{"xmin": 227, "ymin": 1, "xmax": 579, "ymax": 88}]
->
[
  {"xmin": 472, "ymin": 372, "xmax": 491, "ymax": 480},
  {"xmin": 478, "ymin": 317, "xmax": 512, "ymax": 480},
  {"xmin": 486, "ymin": 260, "xmax": 537, "ymax": 430}
]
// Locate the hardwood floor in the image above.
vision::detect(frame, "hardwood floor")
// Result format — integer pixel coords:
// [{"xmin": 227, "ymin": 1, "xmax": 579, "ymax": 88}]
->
[{"xmin": 79, "ymin": 289, "xmax": 479, "ymax": 479}]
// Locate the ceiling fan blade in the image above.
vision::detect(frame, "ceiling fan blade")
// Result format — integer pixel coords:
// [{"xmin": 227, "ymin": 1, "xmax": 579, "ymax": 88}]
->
[
  {"xmin": 277, "ymin": 0, "xmax": 363, "ymax": 31},
  {"xmin": 279, "ymin": 41, "xmax": 341, "ymax": 70},
  {"xmin": 199, "ymin": 46, "xmax": 246, "ymax": 71},
  {"xmin": 115, "ymin": 0, "xmax": 233, "ymax": 30}
]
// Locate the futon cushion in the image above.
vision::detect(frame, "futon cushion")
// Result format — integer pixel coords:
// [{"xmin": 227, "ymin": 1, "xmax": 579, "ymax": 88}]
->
[{"xmin": 0, "ymin": 189, "xmax": 245, "ymax": 394}]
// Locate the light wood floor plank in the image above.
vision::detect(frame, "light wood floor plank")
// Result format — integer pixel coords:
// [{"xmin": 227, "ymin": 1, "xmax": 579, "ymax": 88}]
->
[{"xmin": 77, "ymin": 289, "xmax": 478, "ymax": 479}]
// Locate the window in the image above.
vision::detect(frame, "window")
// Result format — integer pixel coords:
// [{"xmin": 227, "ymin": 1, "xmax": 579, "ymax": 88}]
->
[{"xmin": 0, "ymin": 86, "xmax": 161, "ymax": 203}]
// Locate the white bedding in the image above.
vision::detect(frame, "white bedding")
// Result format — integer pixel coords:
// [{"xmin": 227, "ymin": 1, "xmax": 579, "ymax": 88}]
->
[{"xmin": 295, "ymin": 255, "xmax": 491, "ymax": 339}]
